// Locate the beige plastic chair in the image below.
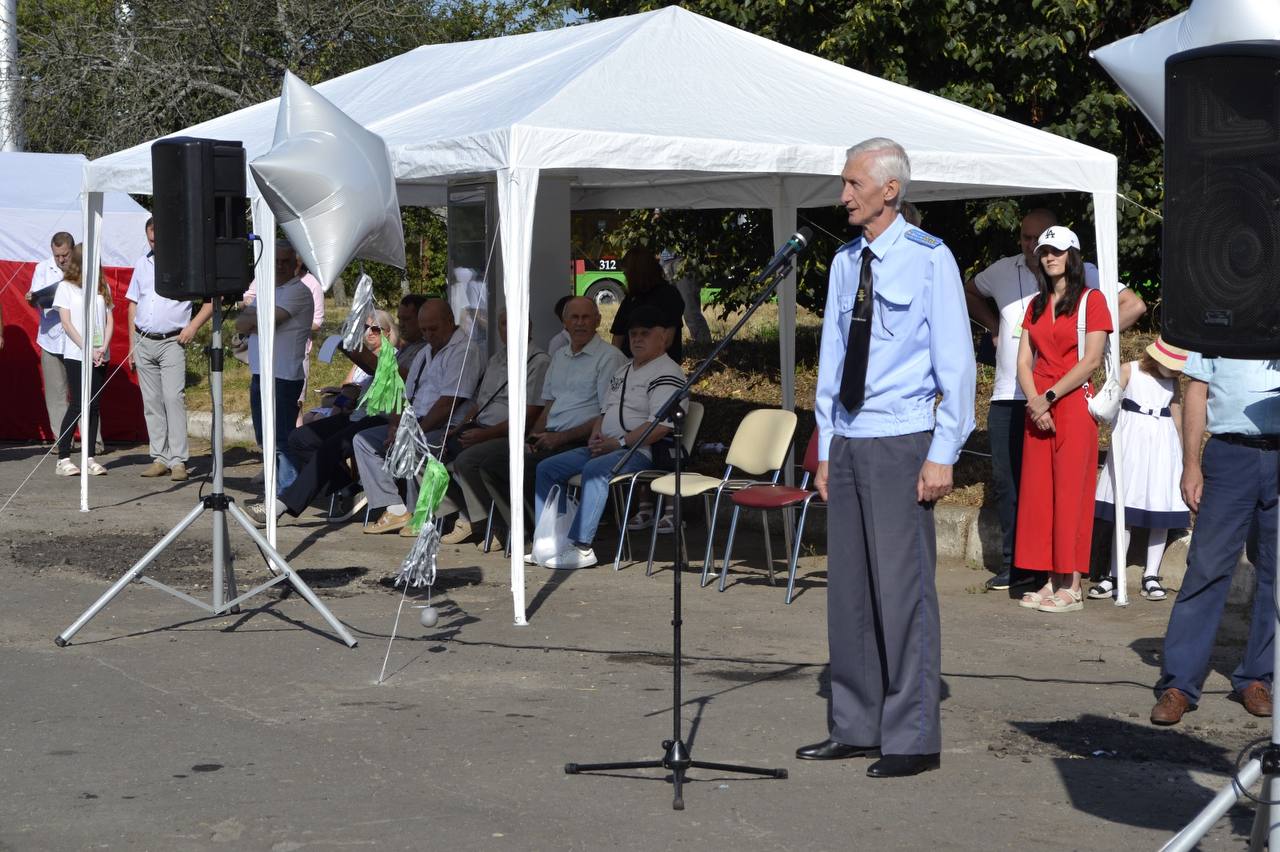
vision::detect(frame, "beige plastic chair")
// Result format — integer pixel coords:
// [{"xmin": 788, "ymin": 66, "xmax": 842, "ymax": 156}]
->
[
  {"xmin": 646, "ymin": 408, "xmax": 798, "ymax": 583},
  {"xmin": 567, "ymin": 401, "xmax": 705, "ymax": 570}
]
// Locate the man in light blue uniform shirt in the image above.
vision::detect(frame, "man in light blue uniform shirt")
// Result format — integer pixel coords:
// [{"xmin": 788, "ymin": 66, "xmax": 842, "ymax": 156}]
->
[
  {"xmin": 796, "ymin": 138, "xmax": 975, "ymax": 778},
  {"xmin": 1151, "ymin": 354, "xmax": 1280, "ymax": 725}
]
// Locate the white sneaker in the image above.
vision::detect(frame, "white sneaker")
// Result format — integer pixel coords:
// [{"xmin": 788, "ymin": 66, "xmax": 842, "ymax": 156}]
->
[
  {"xmin": 545, "ymin": 545, "xmax": 597, "ymax": 571},
  {"xmin": 524, "ymin": 553, "xmax": 539, "ymax": 565},
  {"xmin": 85, "ymin": 458, "xmax": 108, "ymax": 476},
  {"xmin": 55, "ymin": 458, "xmax": 79, "ymax": 476}
]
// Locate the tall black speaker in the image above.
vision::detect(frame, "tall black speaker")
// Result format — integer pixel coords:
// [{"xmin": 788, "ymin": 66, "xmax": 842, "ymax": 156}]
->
[
  {"xmin": 150, "ymin": 137, "xmax": 252, "ymax": 300},
  {"xmin": 1163, "ymin": 43, "xmax": 1280, "ymax": 358}
]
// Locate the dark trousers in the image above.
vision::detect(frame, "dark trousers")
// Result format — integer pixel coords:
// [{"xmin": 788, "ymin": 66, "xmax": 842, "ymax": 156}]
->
[
  {"xmin": 58, "ymin": 359, "xmax": 105, "ymax": 459},
  {"xmin": 250, "ymin": 374, "xmax": 305, "ymax": 449},
  {"xmin": 1157, "ymin": 438, "xmax": 1278, "ymax": 704},
  {"xmin": 279, "ymin": 414, "xmax": 388, "ymax": 516},
  {"xmin": 826, "ymin": 433, "xmax": 940, "ymax": 755},
  {"xmin": 988, "ymin": 400, "xmax": 1029, "ymax": 579}
]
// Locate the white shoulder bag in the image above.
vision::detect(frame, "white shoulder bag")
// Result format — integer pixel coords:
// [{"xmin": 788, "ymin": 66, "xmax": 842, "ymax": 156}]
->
[{"xmin": 1075, "ymin": 289, "xmax": 1122, "ymax": 424}]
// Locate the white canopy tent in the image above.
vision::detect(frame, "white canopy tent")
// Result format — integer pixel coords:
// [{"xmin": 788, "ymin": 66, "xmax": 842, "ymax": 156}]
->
[
  {"xmin": 83, "ymin": 6, "xmax": 1127, "ymax": 623},
  {"xmin": 0, "ymin": 152, "xmax": 149, "ymax": 265}
]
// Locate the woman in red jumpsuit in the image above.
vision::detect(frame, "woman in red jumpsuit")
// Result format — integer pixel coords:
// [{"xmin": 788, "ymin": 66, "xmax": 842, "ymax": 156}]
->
[{"xmin": 1013, "ymin": 225, "xmax": 1112, "ymax": 613}]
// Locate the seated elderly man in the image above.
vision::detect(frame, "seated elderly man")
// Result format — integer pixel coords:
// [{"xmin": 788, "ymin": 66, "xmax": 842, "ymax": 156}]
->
[
  {"xmin": 355, "ymin": 299, "xmax": 483, "ymax": 535},
  {"xmin": 436, "ymin": 314, "xmax": 551, "ymax": 545},
  {"xmin": 246, "ymin": 298, "xmax": 428, "ymax": 527},
  {"xmin": 533, "ymin": 306, "xmax": 686, "ymax": 570}
]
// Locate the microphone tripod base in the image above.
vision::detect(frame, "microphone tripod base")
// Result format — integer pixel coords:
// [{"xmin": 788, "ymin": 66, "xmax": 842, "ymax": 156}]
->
[{"xmin": 564, "ymin": 739, "xmax": 787, "ymax": 811}]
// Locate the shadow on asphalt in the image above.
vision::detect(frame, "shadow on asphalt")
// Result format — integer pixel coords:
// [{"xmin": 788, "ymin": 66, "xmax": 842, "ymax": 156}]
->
[{"xmin": 1014, "ymin": 714, "xmax": 1257, "ymax": 839}]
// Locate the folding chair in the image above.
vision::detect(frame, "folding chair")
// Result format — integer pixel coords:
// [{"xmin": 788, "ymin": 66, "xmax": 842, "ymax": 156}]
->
[
  {"xmin": 718, "ymin": 430, "xmax": 824, "ymax": 602},
  {"xmin": 645, "ymin": 408, "xmax": 797, "ymax": 583}
]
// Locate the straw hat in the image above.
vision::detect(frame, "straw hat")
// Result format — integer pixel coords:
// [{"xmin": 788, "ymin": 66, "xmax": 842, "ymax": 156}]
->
[{"xmin": 1146, "ymin": 337, "xmax": 1189, "ymax": 372}]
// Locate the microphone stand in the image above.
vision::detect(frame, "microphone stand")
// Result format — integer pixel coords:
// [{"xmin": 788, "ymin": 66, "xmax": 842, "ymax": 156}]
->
[{"xmin": 563, "ymin": 250, "xmax": 803, "ymax": 809}]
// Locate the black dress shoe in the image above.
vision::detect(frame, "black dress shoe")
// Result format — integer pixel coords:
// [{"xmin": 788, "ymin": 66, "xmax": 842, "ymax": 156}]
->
[
  {"xmin": 795, "ymin": 739, "xmax": 879, "ymax": 760},
  {"xmin": 866, "ymin": 753, "xmax": 940, "ymax": 777}
]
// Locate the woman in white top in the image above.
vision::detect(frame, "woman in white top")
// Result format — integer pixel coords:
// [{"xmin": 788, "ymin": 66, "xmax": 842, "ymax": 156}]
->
[{"xmin": 53, "ymin": 244, "xmax": 113, "ymax": 476}]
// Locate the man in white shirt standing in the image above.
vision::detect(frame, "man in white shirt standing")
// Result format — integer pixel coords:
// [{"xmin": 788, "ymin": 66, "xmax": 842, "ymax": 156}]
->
[
  {"xmin": 126, "ymin": 218, "xmax": 213, "ymax": 482},
  {"xmin": 235, "ymin": 241, "xmax": 318, "ymax": 483},
  {"xmin": 965, "ymin": 208, "xmax": 1146, "ymax": 592},
  {"xmin": 26, "ymin": 232, "xmax": 74, "ymax": 441}
]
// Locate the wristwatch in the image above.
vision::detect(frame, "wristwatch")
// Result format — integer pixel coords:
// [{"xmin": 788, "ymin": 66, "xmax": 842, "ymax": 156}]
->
[
  {"xmin": 618, "ymin": 435, "xmax": 628, "ymax": 448},
  {"xmin": 1044, "ymin": 389, "xmax": 1057, "ymax": 404}
]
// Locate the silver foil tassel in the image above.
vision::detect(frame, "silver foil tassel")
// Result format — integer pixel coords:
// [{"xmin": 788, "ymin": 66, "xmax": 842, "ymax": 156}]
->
[
  {"xmin": 384, "ymin": 406, "xmax": 429, "ymax": 479},
  {"xmin": 395, "ymin": 523, "xmax": 441, "ymax": 588},
  {"xmin": 338, "ymin": 273, "xmax": 376, "ymax": 352}
]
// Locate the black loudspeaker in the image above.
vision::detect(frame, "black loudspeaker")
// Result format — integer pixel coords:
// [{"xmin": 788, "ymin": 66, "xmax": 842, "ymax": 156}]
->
[
  {"xmin": 150, "ymin": 137, "xmax": 252, "ymax": 299},
  {"xmin": 1163, "ymin": 43, "xmax": 1280, "ymax": 358}
]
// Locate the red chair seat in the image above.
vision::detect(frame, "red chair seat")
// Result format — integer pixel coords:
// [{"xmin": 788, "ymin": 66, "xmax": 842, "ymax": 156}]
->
[{"xmin": 731, "ymin": 484, "xmax": 813, "ymax": 509}]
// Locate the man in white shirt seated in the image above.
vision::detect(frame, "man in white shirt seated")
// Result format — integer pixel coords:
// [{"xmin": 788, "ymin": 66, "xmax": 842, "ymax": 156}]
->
[
  {"xmin": 126, "ymin": 217, "xmax": 213, "ymax": 482},
  {"xmin": 436, "ymin": 313, "xmax": 550, "ymax": 545},
  {"xmin": 354, "ymin": 299, "xmax": 483, "ymax": 535},
  {"xmin": 532, "ymin": 306, "xmax": 687, "ymax": 570}
]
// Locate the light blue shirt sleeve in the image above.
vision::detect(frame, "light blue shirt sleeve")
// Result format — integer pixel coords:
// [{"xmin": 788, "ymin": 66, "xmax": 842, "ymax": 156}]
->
[
  {"xmin": 925, "ymin": 245, "xmax": 977, "ymax": 465},
  {"xmin": 814, "ymin": 254, "xmax": 847, "ymax": 462}
]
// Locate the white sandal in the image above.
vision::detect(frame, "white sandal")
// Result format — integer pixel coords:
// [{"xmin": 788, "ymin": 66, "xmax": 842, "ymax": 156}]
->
[
  {"xmin": 55, "ymin": 458, "xmax": 79, "ymax": 476},
  {"xmin": 1037, "ymin": 587, "xmax": 1084, "ymax": 613},
  {"xmin": 85, "ymin": 458, "xmax": 108, "ymax": 476},
  {"xmin": 627, "ymin": 507, "xmax": 656, "ymax": 531}
]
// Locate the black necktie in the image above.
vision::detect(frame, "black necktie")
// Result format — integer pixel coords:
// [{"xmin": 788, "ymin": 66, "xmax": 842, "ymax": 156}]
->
[{"xmin": 839, "ymin": 246, "xmax": 875, "ymax": 411}]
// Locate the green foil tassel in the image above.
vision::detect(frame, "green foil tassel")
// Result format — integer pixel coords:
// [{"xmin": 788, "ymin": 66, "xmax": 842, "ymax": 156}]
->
[
  {"xmin": 406, "ymin": 457, "xmax": 451, "ymax": 534},
  {"xmin": 360, "ymin": 335, "xmax": 404, "ymax": 415}
]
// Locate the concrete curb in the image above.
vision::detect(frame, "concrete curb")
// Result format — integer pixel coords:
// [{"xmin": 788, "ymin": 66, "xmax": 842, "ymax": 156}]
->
[
  {"xmin": 935, "ymin": 503, "xmax": 1256, "ymax": 607},
  {"xmin": 186, "ymin": 410, "xmax": 257, "ymax": 444}
]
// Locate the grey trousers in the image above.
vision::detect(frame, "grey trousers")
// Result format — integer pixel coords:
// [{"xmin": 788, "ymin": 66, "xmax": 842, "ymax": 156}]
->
[
  {"xmin": 135, "ymin": 335, "xmax": 189, "ymax": 466},
  {"xmin": 353, "ymin": 422, "xmax": 443, "ymax": 512},
  {"xmin": 826, "ymin": 432, "xmax": 940, "ymax": 756},
  {"xmin": 444, "ymin": 437, "xmax": 509, "ymax": 523},
  {"xmin": 41, "ymin": 347, "xmax": 101, "ymax": 447},
  {"xmin": 40, "ymin": 346, "xmax": 68, "ymax": 441}
]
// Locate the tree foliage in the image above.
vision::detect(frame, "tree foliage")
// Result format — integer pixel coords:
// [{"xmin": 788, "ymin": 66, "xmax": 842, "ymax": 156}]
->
[
  {"xmin": 588, "ymin": 0, "xmax": 1179, "ymax": 318},
  {"xmin": 14, "ymin": 0, "xmax": 573, "ymax": 302}
]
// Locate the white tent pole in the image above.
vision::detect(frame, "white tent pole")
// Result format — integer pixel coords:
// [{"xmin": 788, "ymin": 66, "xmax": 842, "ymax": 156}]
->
[
  {"xmin": 772, "ymin": 192, "xmax": 798, "ymax": 488},
  {"xmin": 251, "ymin": 196, "xmax": 279, "ymax": 546},
  {"xmin": 497, "ymin": 164, "xmax": 539, "ymax": 626},
  {"xmin": 78, "ymin": 190, "xmax": 104, "ymax": 511},
  {"xmin": 1092, "ymin": 185, "xmax": 1128, "ymax": 606}
]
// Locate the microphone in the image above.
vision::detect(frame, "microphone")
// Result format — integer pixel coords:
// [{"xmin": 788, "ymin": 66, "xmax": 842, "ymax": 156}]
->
[{"xmin": 758, "ymin": 227, "xmax": 813, "ymax": 280}]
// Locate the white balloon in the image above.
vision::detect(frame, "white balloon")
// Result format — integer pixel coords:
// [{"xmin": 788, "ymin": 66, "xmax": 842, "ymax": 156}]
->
[
  {"xmin": 1093, "ymin": 0, "xmax": 1280, "ymax": 137},
  {"xmin": 250, "ymin": 71, "xmax": 405, "ymax": 289},
  {"xmin": 419, "ymin": 606, "xmax": 440, "ymax": 629}
]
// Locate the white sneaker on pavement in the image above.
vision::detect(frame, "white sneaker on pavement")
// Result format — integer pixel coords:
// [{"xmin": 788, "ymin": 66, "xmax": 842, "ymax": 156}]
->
[{"xmin": 544, "ymin": 545, "xmax": 597, "ymax": 571}]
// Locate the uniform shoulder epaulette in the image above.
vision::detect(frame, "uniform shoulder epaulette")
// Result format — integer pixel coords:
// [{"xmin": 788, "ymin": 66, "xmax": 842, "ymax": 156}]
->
[{"xmin": 903, "ymin": 228, "xmax": 943, "ymax": 249}]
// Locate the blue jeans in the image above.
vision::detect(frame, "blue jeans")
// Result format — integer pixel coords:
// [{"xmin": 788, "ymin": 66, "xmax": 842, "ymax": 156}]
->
[
  {"xmin": 250, "ymin": 374, "xmax": 305, "ymax": 492},
  {"xmin": 535, "ymin": 446, "xmax": 651, "ymax": 548},
  {"xmin": 1157, "ymin": 438, "xmax": 1278, "ymax": 703}
]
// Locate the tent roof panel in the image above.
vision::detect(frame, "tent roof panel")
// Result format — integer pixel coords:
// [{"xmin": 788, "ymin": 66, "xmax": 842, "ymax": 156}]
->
[{"xmin": 88, "ymin": 7, "xmax": 1114, "ymax": 203}]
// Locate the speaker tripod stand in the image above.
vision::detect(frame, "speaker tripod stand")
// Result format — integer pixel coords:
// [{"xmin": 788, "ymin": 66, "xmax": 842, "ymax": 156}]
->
[{"xmin": 55, "ymin": 299, "xmax": 357, "ymax": 648}]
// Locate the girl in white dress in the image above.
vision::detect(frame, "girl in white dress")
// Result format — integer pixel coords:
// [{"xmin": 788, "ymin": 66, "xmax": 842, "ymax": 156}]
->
[
  {"xmin": 53, "ymin": 244, "xmax": 113, "ymax": 476},
  {"xmin": 1090, "ymin": 338, "xmax": 1191, "ymax": 601}
]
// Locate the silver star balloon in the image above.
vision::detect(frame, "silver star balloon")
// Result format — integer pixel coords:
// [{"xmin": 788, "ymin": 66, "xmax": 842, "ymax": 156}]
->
[
  {"xmin": 250, "ymin": 71, "xmax": 405, "ymax": 289},
  {"xmin": 1093, "ymin": 0, "xmax": 1280, "ymax": 137}
]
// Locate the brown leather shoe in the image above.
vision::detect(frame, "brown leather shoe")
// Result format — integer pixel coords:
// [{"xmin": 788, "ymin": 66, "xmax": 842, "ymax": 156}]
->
[
  {"xmin": 1231, "ymin": 681, "xmax": 1273, "ymax": 717},
  {"xmin": 1151, "ymin": 688, "xmax": 1193, "ymax": 726}
]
